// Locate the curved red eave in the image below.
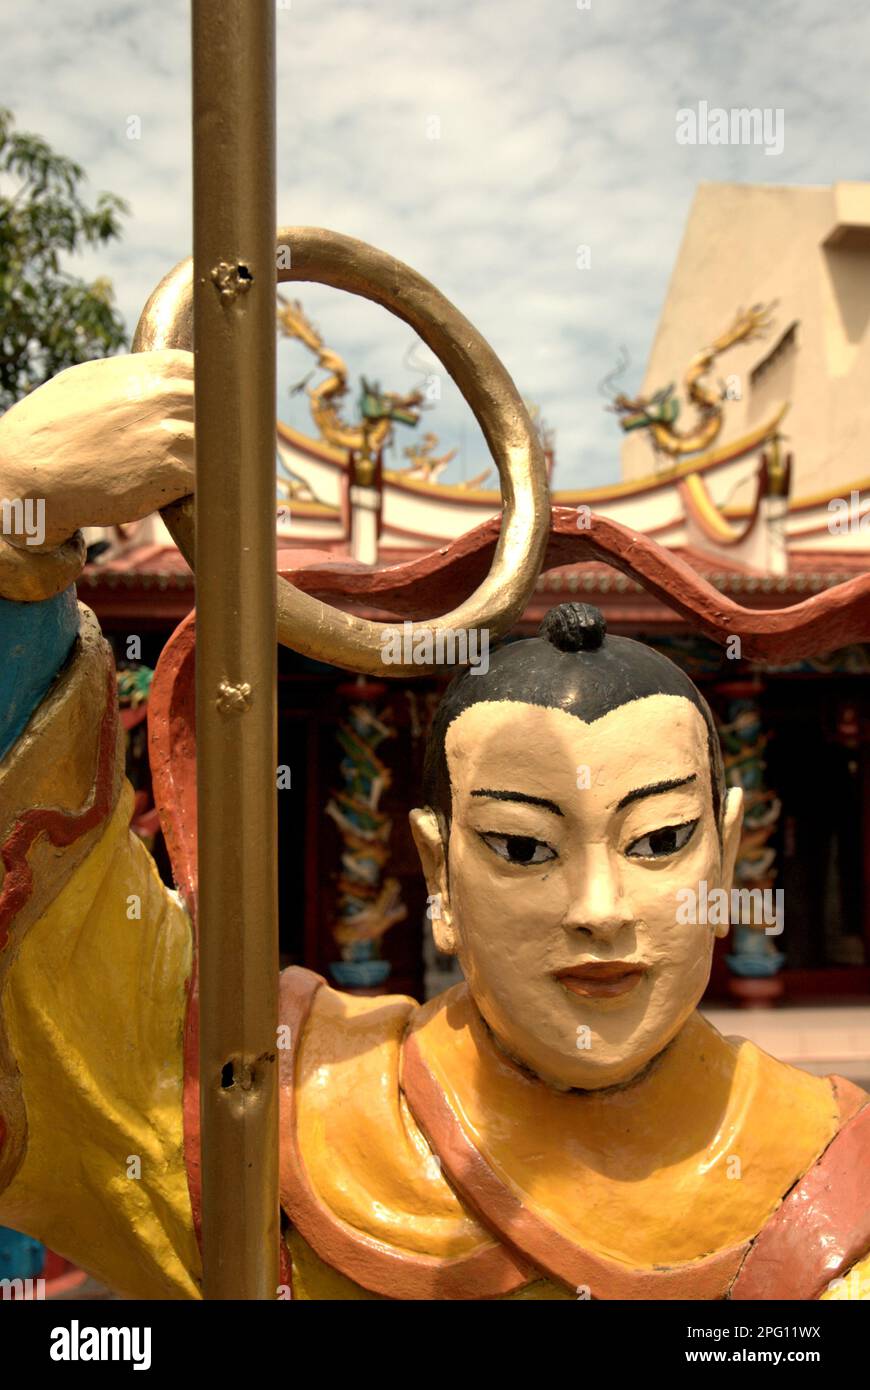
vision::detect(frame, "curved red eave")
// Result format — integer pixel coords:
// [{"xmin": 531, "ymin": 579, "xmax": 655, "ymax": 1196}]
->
[
  {"xmin": 277, "ymin": 507, "xmax": 870, "ymax": 663},
  {"xmin": 101, "ymin": 509, "xmax": 870, "ymax": 662}
]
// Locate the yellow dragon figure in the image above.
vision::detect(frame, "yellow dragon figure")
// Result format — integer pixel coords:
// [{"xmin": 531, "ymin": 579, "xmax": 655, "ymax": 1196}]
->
[
  {"xmin": 277, "ymin": 294, "xmax": 424, "ymax": 455},
  {"xmin": 610, "ymin": 303, "xmax": 776, "ymax": 457},
  {"xmin": 401, "ymin": 431, "xmax": 458, "ymax": 481},
  {"xmin": 399, "ymin": 431, "xmax": 493, "ymax": 490}
]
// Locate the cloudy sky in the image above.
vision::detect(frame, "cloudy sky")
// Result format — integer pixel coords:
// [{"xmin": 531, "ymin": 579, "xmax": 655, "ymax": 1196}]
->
[{"xmin": 3, "ymin": 0, "xmax": 869, "ymax": 487}]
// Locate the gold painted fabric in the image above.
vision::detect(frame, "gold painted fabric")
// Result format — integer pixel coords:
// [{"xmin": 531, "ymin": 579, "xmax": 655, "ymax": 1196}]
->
[{"xmin": 0, "ymin": 782, "xmax": 199, "ymax": 1298}]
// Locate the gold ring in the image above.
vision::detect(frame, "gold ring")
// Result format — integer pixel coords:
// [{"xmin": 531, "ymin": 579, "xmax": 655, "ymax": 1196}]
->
[{"xmin": 132, "ymin": 227, "xmax": 549, "ymax": 675}]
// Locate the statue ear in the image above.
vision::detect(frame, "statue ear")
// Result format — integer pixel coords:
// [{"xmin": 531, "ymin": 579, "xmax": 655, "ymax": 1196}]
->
[
  {"xmin": 409, "ymin": 807, "xmax": 457, "ymax": 955},
  {"xmin": 714, "ymin": 786, "xmax": 744, "ymax": 940}
]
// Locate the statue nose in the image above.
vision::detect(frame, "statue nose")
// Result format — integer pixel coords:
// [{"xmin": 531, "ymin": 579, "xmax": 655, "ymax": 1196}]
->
[
  {"xmin": 562, "ymin": 848, "xmax": 632, "ymax": 937},
  {"xmin": 565, "ymin": 908, "xmax": 633, "ymax": 939}
]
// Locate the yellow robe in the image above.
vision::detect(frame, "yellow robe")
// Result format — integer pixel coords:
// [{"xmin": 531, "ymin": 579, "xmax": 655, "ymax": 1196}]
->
[{"xmin": 0, "ymin": 605, "xmax": 867, "ymax": 1299}]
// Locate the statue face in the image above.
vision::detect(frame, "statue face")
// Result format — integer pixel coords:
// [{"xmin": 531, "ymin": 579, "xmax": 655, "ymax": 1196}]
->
[{"xmin": 411, "ymin": 694, "xmax": 742, "ymax": 1091}]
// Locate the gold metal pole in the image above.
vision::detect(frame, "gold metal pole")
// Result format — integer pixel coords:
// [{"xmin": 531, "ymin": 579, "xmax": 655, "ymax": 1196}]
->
[{"xmin": 192, "ymin": 0, "xmax": 279, "ymax": 1299}]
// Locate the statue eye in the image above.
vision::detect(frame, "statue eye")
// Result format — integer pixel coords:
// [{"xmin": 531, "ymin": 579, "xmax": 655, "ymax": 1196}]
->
[
  {"xmin": 625, "ymin": 820, "xmax": 698, "ymax": 860},
  {"xmin": 479, "ymin": 833, "xmax": 557, "ymax": 866}
]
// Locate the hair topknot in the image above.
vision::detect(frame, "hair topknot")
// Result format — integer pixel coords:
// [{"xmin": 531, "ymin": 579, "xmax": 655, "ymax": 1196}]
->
[
  {"xmin": 537, "ymin": 602, "xmax": 607, "ymax": 653},
  {"xmin": 423, "ymin": 598, "xmax": 725, "ymax": 833}
]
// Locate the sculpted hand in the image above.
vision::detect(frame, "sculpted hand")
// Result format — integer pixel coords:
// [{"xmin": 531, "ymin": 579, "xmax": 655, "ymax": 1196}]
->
[{"xmin": 0, "ymin": 350, "xmax": 195, "ymax": 553}]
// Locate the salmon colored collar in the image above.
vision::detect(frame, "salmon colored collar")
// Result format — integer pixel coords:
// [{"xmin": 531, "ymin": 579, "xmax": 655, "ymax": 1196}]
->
[{"xmin": 402, "ymin": 982, "xmax": 838, "ymax": 1286}]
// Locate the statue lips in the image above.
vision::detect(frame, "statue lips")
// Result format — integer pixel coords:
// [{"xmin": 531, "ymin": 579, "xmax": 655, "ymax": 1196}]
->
[{"xmin": 554, "ymin": 961, "xmax": 648, "ymax": 999}]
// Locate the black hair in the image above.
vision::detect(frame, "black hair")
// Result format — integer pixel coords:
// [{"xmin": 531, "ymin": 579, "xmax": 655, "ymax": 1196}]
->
[{"xmin": 422, "ymin": 602, "xmax": 725, "ymax": 831}]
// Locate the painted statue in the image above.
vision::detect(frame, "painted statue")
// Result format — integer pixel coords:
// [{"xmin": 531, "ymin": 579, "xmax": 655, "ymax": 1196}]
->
[{"xmin": 0, "ymin": 355, "xmax": 869, "ymax": 1301}]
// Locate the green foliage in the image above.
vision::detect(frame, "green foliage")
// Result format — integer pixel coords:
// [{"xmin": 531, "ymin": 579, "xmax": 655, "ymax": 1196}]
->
[{"xmin": 0, "ymin": 107, "xmax": 129, "ymax": 410}]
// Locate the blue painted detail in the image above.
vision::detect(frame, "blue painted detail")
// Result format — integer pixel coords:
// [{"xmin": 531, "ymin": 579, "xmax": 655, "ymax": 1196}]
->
[
  {"xmin": 726, "ymin": 923, "xmax": 786, "ymax": 977},
  {"xmin": 0, "ymin": 588, "xmax": 80, "ymax": 762},
  {"xmin": 330, "ymin": 939, "xmax": 392, "ymax": 988},
  {"xmin": 0, "ymin": 1224, "xmax": 44, "ymax": 1280},
  {"xmin": 330, "ymin": 959, "xmax": 392, "ymax": 988}
]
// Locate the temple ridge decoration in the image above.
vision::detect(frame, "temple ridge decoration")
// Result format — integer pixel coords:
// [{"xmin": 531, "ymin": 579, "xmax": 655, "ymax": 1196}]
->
[
  {"xmin": 277, "ymin": 294, "xmax": 424, "ymax": 457},
  {"xmin": 608, "ymin": 303, "xmax": 777, "ymax": 457},
  {"xmin": 400, "ymin": 430, "xmax": 492, "ymax": 489}
]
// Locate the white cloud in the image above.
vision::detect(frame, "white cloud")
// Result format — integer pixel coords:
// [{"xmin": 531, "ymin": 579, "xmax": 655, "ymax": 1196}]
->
[{"xmin": 3, "ymin": 0, "xmax": 869, "ymax": 488}]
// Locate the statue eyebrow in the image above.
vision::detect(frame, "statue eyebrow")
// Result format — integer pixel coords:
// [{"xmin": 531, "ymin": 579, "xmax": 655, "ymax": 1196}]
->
[
  {"xmin": 470, "ymin": 789, "xmax": 564, "ymax": 816},
  {"xmin": 615, "ymin": 774, "xmax": 697, "ymax": 812}
]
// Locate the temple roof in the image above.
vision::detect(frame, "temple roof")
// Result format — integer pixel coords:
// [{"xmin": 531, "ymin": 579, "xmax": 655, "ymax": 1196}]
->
[{"xmin": 79, "ymin": 538, "xmax": 870, "ymax": 633}]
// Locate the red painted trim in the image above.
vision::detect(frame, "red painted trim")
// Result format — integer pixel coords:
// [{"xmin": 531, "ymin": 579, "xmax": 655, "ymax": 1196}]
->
[
  {"xmin": 401, "ymin": 1030, "xmax": 748, "ymax": 1299},
  {"xmin": 730, "ymin": 1102, "xmax": 870, "ymax": 1301},
  {"xmin": 277, "ymin": 968, "xmax": 530, "ymax": 1299},
  {"xmin": 788, "ymin": 518, "xmax": 870, "ymax": 542},
  {"xmin": 147, "ymin": 612, "xmax": 198, "ymax": 912},
  {"xmin": 369, "ymin": 509, "xmax": 679, "ymax": 548},
  {"xmin": 0, "ymin": 661, "xmax": 119, "ymax": 952},
  {"xmin": 43, "ymin": 1267, "xmax": 89, "ymax": 1297},
  {"xmin": 147, "ymin": 620, "xmax": 308, "ymax": 1293},
  {"xmin": 147, "ymin": 612, "xmax": 201, "ymax": 1250},
  {"xmin": 863, "ymin": 748, "xmax": 870, "ymax": 965},
  {"xmin": 282, "ymin": 508, "xmax": 870, "ymax": 662},
  {"xmin": 379, "ymin": 518, "xmax": 465, "ymax": 544}
]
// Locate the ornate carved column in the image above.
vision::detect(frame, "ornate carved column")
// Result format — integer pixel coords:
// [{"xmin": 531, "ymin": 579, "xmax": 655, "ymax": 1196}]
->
[
  {"xmin": 326, "ymin": 678, "xmax": 407, "ymax": 989},
  {"xmin": 717, "ymin": 681, "xmax": 785, "ymax": 1004}
]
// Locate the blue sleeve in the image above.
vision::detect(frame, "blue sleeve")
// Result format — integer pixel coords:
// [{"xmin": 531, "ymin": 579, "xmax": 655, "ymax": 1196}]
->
[{"xmin": 0, "ymin": 587, "xmax": 80, "ymax": 762}]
